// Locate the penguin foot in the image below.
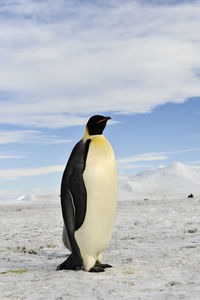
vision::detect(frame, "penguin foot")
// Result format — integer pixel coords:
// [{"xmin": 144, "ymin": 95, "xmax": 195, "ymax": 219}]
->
[
  {"xmin": 56, "ymin": 254, "xmax": 82, "ymax": 271},
  {"xmin": 89, "ymin": 266, "xmax": 105, "ymax": 272},
  {"xmin": 95, "ymin": 261, "xmax": 112, "ymax": 269}
]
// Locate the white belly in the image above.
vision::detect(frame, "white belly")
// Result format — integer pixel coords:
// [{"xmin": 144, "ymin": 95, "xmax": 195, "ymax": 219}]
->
[{"xmin": 75, "ymin": 135, "xmax": 118, "ymax": 268}]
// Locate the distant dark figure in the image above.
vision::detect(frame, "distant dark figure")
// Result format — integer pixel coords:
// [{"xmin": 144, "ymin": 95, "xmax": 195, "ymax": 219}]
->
[{"xmin": 188, "ymin": 194, "xmax": 194, "ymax": 198}]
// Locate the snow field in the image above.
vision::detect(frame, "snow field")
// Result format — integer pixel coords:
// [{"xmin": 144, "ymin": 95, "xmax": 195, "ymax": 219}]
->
[{"xmin": 1, "ymin": 193, "xmax": 200, "ymax": 300}]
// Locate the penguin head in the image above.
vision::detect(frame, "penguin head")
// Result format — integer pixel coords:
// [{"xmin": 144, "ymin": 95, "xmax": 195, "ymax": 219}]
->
[{"xmin": 86, "ymin": 115, "xmax": 111, "ymax": 135}]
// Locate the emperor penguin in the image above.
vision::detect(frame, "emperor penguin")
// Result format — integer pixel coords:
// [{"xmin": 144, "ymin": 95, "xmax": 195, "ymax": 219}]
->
[{"xmin": 57, "ymin": 115, "xmax": 118, "ymax": 272}]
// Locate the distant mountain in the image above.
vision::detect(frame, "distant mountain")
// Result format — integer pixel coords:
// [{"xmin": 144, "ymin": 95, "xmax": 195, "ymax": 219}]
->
[
  {"xmin": 119, "ymin": 162, "xmax": 200, "ymax": 198},
  {"xmin": 17, "ymin": 195, "xmax": 36, "ymax": 202}
]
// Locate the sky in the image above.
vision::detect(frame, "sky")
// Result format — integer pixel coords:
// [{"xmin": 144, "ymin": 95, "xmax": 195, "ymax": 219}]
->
[{"xmin": 0, "ymin": 0, "xmax": 200, "ymax": 200}]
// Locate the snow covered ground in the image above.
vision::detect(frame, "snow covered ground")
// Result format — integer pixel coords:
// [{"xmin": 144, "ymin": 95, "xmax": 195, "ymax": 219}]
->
[
  {"xmin": 1, "ymin": 162, "xmax": 200, "ymax": 299},
  {"xmin": 1, "ymin": 194, "xmax": 200, "ymax": 299}
]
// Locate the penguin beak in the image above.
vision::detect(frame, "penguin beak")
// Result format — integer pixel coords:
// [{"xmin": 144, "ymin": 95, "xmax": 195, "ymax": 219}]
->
[{"xmin": 96, "ymin": 117, "xmax": 111, "ymax": 124}]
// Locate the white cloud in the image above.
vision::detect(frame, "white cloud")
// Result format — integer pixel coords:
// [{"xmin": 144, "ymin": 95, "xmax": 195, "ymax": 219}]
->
[
  {"xmin": 0, "ymin": 165, "xmax": 64, "ymax": 179},
  {"xmin": 117, "ymin": 152, "xmax": 168, "ymax": 172},
  {"xmin": 187, "ymin": 160, "xmax": 200, "ymax": 165},
  {"xmin": 117, "ymin": 153, "xmax": 168, "ymax": 164},
  {"xmin": 0, "ymin": 130, "xmax": 71, "ymax": 144},
  {"xmin": 0, "ymin": 0, "xmax": 200, "ymax": 127},
  {"xmin": 117, "ymin": 148, "xmax": 200, "ymax": 172},
  {"xmin": 0, "ymin": 154, "xmax": 26, "ymax": 159}
]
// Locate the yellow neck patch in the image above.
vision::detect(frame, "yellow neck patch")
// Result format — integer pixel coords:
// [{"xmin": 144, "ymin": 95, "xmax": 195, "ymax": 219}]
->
[{"xmin": 83, "ymin": 126, "xmax": 90, "ymax": 142}]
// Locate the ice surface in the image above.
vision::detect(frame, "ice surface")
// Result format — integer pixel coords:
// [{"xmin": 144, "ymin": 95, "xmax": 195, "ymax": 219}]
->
[
  {"xmin": 1, "ymin": 193, "xmax": 200, "ymax": 299},
  {"xmin": 1, "ymin": 162, "xmax": 200, "ymax": 299}
]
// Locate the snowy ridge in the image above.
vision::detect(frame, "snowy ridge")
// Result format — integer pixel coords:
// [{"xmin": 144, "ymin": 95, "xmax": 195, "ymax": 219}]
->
[
  {"xmin": 119, "ymin": 162, "xmax": 200, "ymax": 198},
  {"xmin": 1, "ymin": 162, "xmax": 200, "ymax": 202},
  {"xmin": 17, "ymin": 195, "xmax": 37, "ymax": 202}
]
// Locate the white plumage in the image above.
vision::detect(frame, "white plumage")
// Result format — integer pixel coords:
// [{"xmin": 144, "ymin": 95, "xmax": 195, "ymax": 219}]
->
[{"xmin": 75, "ymin": 134, "xmax": 118, "ymax": 271}]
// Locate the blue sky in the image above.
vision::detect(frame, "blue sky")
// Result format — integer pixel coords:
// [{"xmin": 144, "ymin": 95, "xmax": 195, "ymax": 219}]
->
[{"xmin": 0, "ymin": 0, "xmax": 200, "ymax": 199}]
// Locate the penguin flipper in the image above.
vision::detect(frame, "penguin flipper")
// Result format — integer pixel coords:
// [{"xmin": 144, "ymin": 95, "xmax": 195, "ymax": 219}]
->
[{"xmin": 61, "ymin": 139, "xmax": 91, "ymax": 230}]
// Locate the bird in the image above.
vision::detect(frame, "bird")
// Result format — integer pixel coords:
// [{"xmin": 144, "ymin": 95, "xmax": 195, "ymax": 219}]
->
[{"xmin": 56, "ymin": 115, "xmax": 118, "ymax": 272}]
